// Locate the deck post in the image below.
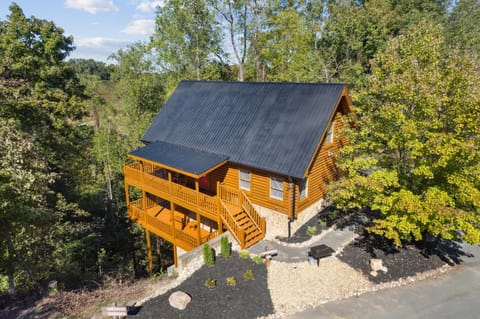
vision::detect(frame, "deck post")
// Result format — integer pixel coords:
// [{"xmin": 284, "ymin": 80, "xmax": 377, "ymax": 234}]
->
[
  {"xmin": 195, "ymin": 181, "xmax": 201, "ymax": 245},
  {"xmin": 169, "ymin": 200, "xmax": 177, "ymax": 266},
  {"xmin": 217, "ymin": 182, "xmax": 223, "ymax": 234},
  {"xmin": 173, "ymin": 244, "xmax": 178, "ymax": 267},
  {"xmin": 124, "ymin": 179, "xmax": 130, "ymax": 212},
  {"xmin": 146, "ymin": 230, "xmax": 153, "ymax": 273}
]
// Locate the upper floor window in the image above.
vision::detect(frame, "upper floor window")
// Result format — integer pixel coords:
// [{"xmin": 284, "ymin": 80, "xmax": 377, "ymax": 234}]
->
[
  {"xmin": 326, "ymin": 121, "xmax": 334, "ymax": 143},
  {"xmin": 299, "ymin": 178, "xmax": 308, "ymax": 199},
  {"xmin": 270, "ymin": 177, "xmax": 284, "ymax": 200},
  {"xmin": 239, "ymin": 169, "xmax": 250, "ymax": 191}
]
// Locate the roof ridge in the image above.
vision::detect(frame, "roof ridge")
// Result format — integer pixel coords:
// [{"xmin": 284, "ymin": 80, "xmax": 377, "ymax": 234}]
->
[{"xmin": 180, "ymin": 80, "xmax": 346, "ymax": 86}]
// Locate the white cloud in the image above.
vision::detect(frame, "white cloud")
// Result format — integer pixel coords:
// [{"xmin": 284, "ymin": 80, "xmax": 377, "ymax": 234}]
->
[
  {"xmin": 136, "ymin": 0, "xmax": 165, "ymax": 13},
  {"xmin": 121, "ymin": 19, "xmax": 155, "ymax": 35},
  {"xmin": 65, "ymin": 0, "xmax": 119, "ymax": 14},
  {"xmin": 72, "ymin": 37, "xmax": 131, "ymax": 62}
]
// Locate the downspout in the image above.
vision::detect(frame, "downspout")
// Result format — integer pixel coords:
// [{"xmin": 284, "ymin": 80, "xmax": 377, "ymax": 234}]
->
[{"xmin": 288, "ymin": 178, "xmax": 297, "ymax": 238}]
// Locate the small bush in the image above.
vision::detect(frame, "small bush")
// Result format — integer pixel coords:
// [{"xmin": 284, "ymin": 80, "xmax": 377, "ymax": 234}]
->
[
  {"xmin": 203, "ymin": 243, "xmax": 214, "ymax": 267},
  {"xmin": 306, "ymin": 225, "xmax": 318, "ymax": 236},
  {"xmin": 243, "ymin": 269, "xmax": 255, "ymax": 281},
  {"xmin": 318, "ymin": 219, "xmax": 327, "ymax": 227},
  {"xmin": 251, "ymin": 255, "xmax": 263, "ymax": 264},
  {"xmin": 220, "ymin": 236, "xmax": 231, "ymax": 258},
  {"xmin": 204, "ymin": 278, "xmax": 216, "ymax": 289},
  {"xmin": 226, "ymin": 276, "xmax": 237, "ymax": 286},
  {"xmin": 238, "ymin": 250, "xmax": 250, "ymax": 259}
]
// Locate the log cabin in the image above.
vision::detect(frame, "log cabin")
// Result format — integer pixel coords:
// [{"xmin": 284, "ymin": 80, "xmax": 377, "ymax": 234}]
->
[{"xmin": 124, "ymin": 80, "xmax": 353, "ymax": 267}]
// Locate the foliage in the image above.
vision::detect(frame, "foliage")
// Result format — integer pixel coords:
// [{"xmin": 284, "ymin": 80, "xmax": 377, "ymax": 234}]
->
[
  {"xmin": 202, "ymin": 243, "xmax": 215, "ymax": 267},
  {"xmin": 330, "ymin": 20, "xmax": 480, "ymax": 246},
  {"xmin": 251, "ymin": 255, "xmax": 263, "ymax": 265},
  {"xmin": 204, "ymin": 278, "xmax": 217, "ymax": 288},
  {"xmin": 306, "ymin": 225, "xmax": 318, "ymax": 236},
  {"xmin": 220, "ymin": 236, "xmax": 231, "ymax": 258},
  {"xmin": 151, "ymin": 0, "xmax": 223, "ymax": 81},
  {"xmin": 242, "ymin": 269, "xmax": 255, "ymax": 281},
  {"xmin": 238, "ymin": 250, "xmax": 250, "ymax": 259},
  {"xmin": 225, "ymin": 276, "xmax": 237, "ymax": 286}
]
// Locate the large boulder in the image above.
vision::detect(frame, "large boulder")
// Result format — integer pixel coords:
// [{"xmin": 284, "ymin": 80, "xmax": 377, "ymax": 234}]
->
[{"xmin": 168, "ymin": 291, "xmax": 191, "ymax": 310}]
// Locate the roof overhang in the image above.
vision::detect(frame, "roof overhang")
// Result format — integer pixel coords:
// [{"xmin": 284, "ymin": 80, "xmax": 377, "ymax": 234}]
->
[{"xmin": 128, "ymin": 141, "xmax": 228, "ymax": 179}]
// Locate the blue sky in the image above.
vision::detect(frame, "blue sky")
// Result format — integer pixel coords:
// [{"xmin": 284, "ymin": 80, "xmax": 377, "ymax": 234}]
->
[{"xmin": 0, "ymin": 0, "xmax": 164, "ymax": 62}]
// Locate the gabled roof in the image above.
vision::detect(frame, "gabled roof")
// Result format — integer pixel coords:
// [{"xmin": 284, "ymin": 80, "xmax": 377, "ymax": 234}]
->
[{"xmin": 141, "ymin": 80, "xmax": 347, "ymax": 179}]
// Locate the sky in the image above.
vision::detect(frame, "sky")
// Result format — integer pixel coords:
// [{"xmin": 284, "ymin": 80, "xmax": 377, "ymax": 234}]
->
[{"xmin": 0, "ymin": 0, "xmax": 164, "ymax": 63}]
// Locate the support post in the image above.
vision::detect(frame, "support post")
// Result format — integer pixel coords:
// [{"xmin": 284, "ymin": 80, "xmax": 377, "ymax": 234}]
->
[
  {"xmin": 195, "ymin": 181, "xmax": 201, "ymax": 245},
  {"xmin": 124, "ymin": 181, "xmax": 130, "ymax": 215},
  {"xmin": 173, "ymin": 244, "xmax": 178, "ymax": 267},
  {"xmin": 217, "ymin": 182, "xmax": 223, "ymax": 234},
  {"xmin": 146, "ymin": 230, "xmax": 153, "ymax": 273}
]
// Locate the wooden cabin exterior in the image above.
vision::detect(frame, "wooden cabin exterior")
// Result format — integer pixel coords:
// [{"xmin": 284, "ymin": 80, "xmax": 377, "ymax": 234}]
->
[{"xmin": 123, "ymin": 81, "xmax": 352, "ymax": 267}]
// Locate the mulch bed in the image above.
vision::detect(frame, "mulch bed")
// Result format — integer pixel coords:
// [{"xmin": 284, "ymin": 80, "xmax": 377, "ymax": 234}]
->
[
  {"xmin": 131, "ymin": 252, "xmax": 273, "ymax": 319},
  {"xmin": 276, "ymin": 205, "xmax": 347, "ymax": 244},
  {"xmin": 338, "ymin": 234, "xmax": 467, "ymax": 284}
]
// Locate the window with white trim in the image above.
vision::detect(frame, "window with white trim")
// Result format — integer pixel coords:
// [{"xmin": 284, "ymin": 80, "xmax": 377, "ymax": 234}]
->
[
  {"xmin": 299, "ymin": 178, "xmax": 308, "ymax": 199},
  {"xmin": 239, "ymin": 169, "xmax": 250, "ymax": 191},
  {"xmin": 270, "ymin": 177, "xmax": 284, "ymax": 200},
  {"xmin": 326, "ymin": 121, "xmax": 334, "ymax": 143}
]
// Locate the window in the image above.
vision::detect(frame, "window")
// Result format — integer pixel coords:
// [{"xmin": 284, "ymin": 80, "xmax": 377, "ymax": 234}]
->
[
  {"xmin": 270, "ymin": 177, "xmax": 284, "ymax": 200},
  {"xmin": 239, "ymin": 169, "xmax": 250, "ymax": 191},
  {"xmin": 326, "ymin": 121, "xmax": 334, "ymax": 143},
  {"xmin": 299, "ymin": 178, "xmax": 308, "ymax": 199}
]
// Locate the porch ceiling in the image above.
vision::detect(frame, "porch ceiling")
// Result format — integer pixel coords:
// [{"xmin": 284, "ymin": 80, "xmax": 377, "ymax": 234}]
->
[{"xmin": 128, "ymin": 140, "xmax": 228, "ymax": 178}]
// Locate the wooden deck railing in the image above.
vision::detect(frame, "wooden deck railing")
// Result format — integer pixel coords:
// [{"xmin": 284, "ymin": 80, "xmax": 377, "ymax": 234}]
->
[
  {"xmin": 240, "ymin": 191, "xmax": 266, "ymax": 235},
  {"xmin": 125, "ymin": 162, "xmax": 265, "ymax": 249},
  {"xmin": 219, "ymin": 201, "xmax": 245, "ymax": 248},
  {"xmin": 219, "ymin": 184, "xmax": 240, "ymax": 206},
  {"xmin": 124, "ymin": 163, "xmax": 217, "ymax": 218}
]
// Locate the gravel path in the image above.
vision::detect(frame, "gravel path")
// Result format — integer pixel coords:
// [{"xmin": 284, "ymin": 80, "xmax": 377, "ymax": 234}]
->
[{"xmin": 266, "ymin": 257, "xmax": 373, "ymax": 317}]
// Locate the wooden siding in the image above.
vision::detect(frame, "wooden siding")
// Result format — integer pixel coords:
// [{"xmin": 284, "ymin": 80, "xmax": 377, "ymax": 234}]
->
[
  {"xmin": 297, "ymin": 98, "xmax": 349, "ymax": 213},
  {"xmin": 208, "ymin": 163, "xmax": 290, "ymax": 215}
]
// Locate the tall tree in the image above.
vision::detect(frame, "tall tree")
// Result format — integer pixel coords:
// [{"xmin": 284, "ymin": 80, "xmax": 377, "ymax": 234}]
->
[
  {"xmin": 151, "ymin": 0, "xmax": 223, "ymax": 81},
  {"xmin": 330, "ymin": 20, "xmax": 480, "ymax": 246},
  {"xmin": 0, "ymin": 3, "xmax": 94, "ymax": 294},
  {"xmin": 446, "ymin": 0, "xmax": 480, "ymax": 54}
]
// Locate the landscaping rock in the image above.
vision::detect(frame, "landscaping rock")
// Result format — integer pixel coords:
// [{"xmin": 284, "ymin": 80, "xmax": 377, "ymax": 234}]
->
[
  {"xmin": 370, "ymin": 258, "xmax": 388, "ymax": 276},
  {"xmin": 168, "ymin": 291, "xmax": 191, "ymax": 310}
]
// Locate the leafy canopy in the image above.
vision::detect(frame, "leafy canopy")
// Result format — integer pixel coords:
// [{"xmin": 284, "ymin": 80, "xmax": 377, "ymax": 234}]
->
[{"xmin": 330, "ymin": 20, "xmax": 480, "ymax": 246}]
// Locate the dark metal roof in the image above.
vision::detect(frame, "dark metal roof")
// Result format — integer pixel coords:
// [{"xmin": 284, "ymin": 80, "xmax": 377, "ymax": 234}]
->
[
  {"xmin": 141, "ymin": 81, "xmax": 346, "ymax": 179},
  {"xmin": 129, "ymin": 140, "xmax": 228, "ymax": 176}
]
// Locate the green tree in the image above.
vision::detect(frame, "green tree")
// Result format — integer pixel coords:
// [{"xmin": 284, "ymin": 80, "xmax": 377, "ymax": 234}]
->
[
  {"xmin": 330, "ymin": 20, "xmax": 480, "ymax": 246},
  {"xmin": 0, "ymin": 3, "xmax": 100, "ymax": 294},
  {"xmin": 260, "ymin": 4, "xmax": 320, "ymax": 81},
  {"xmin": 446, "ymin": 0, "xmax": 480, "ymax": 54},
  {"xmin": 151, "ymin": 0, "xmax": 223, "ymax": 81}
]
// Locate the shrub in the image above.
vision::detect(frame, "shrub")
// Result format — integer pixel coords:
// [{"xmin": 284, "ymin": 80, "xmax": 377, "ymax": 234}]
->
[
  {"xmin": 220, "ymin": 236, "xmax": 231, "ymax": 258},
  {"xmin": 226, "ymin": 276, "xmax": 237, "ymax": 286},
  {"xmin": 318, "ymin": 219, "xmax": 327, "ymax": 227},
  {"xmin": 203, "ymin": 243, "xmax": 214, "ymax": 267},
  {"xmin": 306, "ymin": 225, "xmax": 318, "ymax": 236},
  {"xmin": 238, "ymin": 250, "xmax": 250, "ymax": 259},
  {"xmin": 204, "ymin": 278, "xmax": 216, "ymax": 289},
  {"xmin": 243, "ymin": 269, "xmax": 255, "ymax": 281},
  {"xmin": 251, "ymin": 255, "xmax": 263, "ymax": 264}
]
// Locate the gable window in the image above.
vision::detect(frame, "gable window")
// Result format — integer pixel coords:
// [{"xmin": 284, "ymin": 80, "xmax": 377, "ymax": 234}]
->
[
  {"xmin": 239, "ymin": 169, "xmax": 250, "ymax": 191},
  {"xmin": 326, "ymin": 121, "xmax": 334, "ymax": 143},
  {"xmin": 270, "ymin": 177, "xmax": 284, "ymax": 200},
  {"xmin": 299, "ymin": 178, "xmax": 308, "ymax": 199}
]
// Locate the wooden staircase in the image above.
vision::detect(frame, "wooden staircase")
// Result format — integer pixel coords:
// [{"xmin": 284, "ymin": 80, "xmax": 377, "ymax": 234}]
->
[{"xmin": 219, "ymin": 185, "xmax": 266, "ymax": 249}]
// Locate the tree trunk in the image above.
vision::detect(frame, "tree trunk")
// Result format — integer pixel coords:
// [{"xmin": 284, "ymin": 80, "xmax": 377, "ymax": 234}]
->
[
  {"xmin": 7, "ymin": 238, "xmax": 15, "ymax": 296},
  {"xmin": 8, "ymin": 239, "xmax": 45, "ymax": 295}
]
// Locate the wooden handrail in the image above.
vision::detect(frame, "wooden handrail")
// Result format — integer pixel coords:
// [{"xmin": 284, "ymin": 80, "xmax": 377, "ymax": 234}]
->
[
  {"xmin": 240, "ymin": 191, "xmax": 266, "ymax": 235},
  {"xmin": 219, "ymin": 200, "xmax": 245, "ymax": 248}
]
